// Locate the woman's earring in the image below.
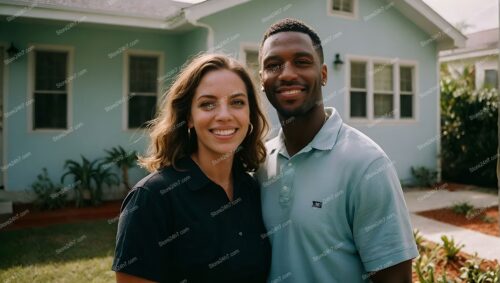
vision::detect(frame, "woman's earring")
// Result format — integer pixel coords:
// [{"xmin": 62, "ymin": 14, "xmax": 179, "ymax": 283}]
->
[
  {"xmin": 321, "ymin": 81, "xmax": 326, "ymax": 86},
  {"xmin": 248, "ymin": 123, "xmax": 254, "ymax": 135},
  {"xmin": 188, "ymin": 127, "xmax": 191, "ymax": 138}
]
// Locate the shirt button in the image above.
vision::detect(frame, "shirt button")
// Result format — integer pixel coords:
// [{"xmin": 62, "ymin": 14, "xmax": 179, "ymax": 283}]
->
[
  {"xmin": 288, "ymin": 162, "xmax": 292, "ymax": 167},
  {"xmin": 238, "ymin": 232, "xmax": 243, "ymax": 236}
]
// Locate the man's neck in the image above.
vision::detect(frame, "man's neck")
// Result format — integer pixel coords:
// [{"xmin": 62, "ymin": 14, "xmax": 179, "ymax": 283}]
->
[{"xmin": 280, "ymin": 105, "xmax": 327, "ymax": 157}]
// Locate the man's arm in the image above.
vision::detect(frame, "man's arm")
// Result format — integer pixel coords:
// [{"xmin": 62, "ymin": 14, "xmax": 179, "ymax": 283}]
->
[{"xmin": 370, "ymin": 259, "xmax": 413, "ymax": 283}]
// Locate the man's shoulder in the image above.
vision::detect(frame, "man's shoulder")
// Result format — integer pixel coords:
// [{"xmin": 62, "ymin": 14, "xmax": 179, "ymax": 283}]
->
[{"xmin": 335, "ymin": 123, "xmax": 389, "ymax": 164}]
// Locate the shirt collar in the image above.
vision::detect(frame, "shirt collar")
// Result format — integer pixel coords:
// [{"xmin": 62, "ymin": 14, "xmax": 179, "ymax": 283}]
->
[
  {"xmin": 273, "ymin": 107, "xmax": 343, "ymax": 157},
  {"xmin": 175, "ymin": 157, "xmax": 211, "ymax": 191},
  {"xmin": 175, "ymin": 156, "xmax": 247, "ymax": 192}
]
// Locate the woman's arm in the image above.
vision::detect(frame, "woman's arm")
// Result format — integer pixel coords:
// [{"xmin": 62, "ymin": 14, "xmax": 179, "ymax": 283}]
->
[{"xmin": 116, "ymin": 271, "xmax": 156, "ymax": 283}]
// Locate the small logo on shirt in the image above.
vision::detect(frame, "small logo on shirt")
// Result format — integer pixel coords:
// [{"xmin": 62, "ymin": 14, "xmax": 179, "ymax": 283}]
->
[{"xmin": 312, "ymin": 201, "xmax": 322, "ymax": 208}]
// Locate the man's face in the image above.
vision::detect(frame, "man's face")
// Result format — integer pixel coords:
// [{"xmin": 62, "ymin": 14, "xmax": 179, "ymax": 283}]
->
[{"xmin": 260, "ymin": 31, "xmax": 327, "ymax": 118}]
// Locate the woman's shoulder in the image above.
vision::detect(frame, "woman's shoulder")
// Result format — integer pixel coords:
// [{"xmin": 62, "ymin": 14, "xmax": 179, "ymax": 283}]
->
[{"xmin": 133, "ymin": 163, "xmax": 190, "ymax": 194}]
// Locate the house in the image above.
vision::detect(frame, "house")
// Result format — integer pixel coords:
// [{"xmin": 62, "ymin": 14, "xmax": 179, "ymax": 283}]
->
[
  {"xmin": 0, "ymin": 0, "xmax": 465, "ymax": 202},
  {"xmin": 440, "ymin": 28, "xmax": 499, "ymax": 90}
]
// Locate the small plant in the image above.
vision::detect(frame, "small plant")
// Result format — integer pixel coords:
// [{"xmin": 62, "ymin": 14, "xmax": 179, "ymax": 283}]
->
[
  {"xmin": 480, "ymin": 215, "xmax": 496, "ymax": 223},
  {"xmin": 104, "ymin": 146, "xmax": 137, "ymax": 191},
  {"xmin": 411, "ymin": 166, "xmax": 437, "ymax": 187},
  {"xmin": 413, "ymin": 248, "xmax": 451, "ymax": 283},
  {"xmin": 440, "ymin": 235, "xmax": 464, "ymax": 261},
  {"xmin": 452, "ymin": 201, "xmax": 475, "ymax": 216},
  {"xmin": 61, "ymin": 156, "xmax": 119, "ymax": 207},
  {"xmin": 414, "ymin": 229, "xmax": 427, "ymax": 252},
  {"xmin": 31, "ymin": 168, "xmax": 67, "ymax": 210},
  {"xmin": 460, "ymin": 255, "xmax": 500, "ymax": 283}
]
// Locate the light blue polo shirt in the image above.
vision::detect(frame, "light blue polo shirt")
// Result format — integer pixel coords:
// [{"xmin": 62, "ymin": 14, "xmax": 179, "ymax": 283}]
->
[{"xmin": 256, "ymin": 107, "xmax": 418, "ymax": 283}]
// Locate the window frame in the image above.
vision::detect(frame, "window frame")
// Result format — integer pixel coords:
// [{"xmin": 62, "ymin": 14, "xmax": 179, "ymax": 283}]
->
[
  {"xmin": 327, "ymin": 0, "xmax": 358, "ymax": 20},
  {"xmin": 123, "ymin": 49, "xmax": 164, "ymax": 131},
  {"xmin": 239, "ymin": 42, "xmax": 261, "ymax": 86},
  {"xmin": 27, "ymin": 44, "xmax": 74, "ymax": 132},
  {"xmin": 345, "ymin": 55, "xmax": 418, "ymax": 124}
]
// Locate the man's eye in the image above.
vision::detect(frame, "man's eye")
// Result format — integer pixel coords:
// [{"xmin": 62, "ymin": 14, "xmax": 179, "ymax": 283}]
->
[
  {"xmin": 265, "ymin": 63, "xmax": 282, "ymax": 72},
  {"xmin": 296, "ymin": 60, "xmax": 312, "ymax": 66},
  {"xmin": 200, "ymin": 102, "xmax": 216, "ymax": 110}
]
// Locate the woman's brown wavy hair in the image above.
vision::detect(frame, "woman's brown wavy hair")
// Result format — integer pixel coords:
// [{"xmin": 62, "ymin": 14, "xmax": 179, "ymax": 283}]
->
[{"xmin": 139, "ymin": 53, "xmax": 269, "ymax": 172}]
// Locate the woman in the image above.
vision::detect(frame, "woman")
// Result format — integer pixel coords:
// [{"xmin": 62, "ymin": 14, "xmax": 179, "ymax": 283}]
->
[{"xmin": 112, "ymin": 54, "xmax": 271, "ymax": 283}]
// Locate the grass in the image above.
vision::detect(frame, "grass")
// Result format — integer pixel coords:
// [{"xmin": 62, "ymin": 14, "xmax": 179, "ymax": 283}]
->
[{"xmin": 0, "ymin": 220, "xmax": 117, "ymax": 283}]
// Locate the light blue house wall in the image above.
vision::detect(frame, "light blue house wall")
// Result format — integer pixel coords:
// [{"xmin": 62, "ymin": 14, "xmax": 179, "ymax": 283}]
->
[
  {"xmin": 201, "ymin": 0, "xmax": 440, "ymax": 182},
  {"xmin": 2, "ymin": 0, "xmax": 443, "ymax": 192},
  {"xmin": 1, "ymin": 20, "xmax": 206, "ymax": 191}
]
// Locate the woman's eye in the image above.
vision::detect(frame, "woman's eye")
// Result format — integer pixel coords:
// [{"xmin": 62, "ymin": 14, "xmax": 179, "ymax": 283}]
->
[
  {"xmin": 200, "ymin": 102, "xmax": 216, "ymax": 110},
  {"xmin": 231, "ymin": 99, "xmax": 246, "ymax": 107}
]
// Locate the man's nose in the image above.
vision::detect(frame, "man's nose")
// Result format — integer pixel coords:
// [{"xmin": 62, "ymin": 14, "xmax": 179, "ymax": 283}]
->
[{"xmin": 278, "ymin": 62, "xmax": 299, "ymax": 82}]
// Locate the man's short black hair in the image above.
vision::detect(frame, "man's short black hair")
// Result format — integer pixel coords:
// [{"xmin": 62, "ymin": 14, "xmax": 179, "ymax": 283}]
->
[{"xmin": 259, "ymin": 18, "xmax": 324, "ymax": 64}]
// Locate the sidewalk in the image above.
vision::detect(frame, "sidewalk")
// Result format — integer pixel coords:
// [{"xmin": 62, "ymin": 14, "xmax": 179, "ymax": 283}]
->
[{"xmin": 404, "ymin": 189, "xmax": 500, "ymax": 262}]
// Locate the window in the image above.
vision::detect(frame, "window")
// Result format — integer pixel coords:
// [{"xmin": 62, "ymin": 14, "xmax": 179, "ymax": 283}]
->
[
  {"xmin": 332, "ymin": 0, "xmax": 353, "ymax": 13},
  {"xmin": 348, "ymin": 58, "xmax": 416, "ymax": 121},
  {"xmin": 33, "ymin": 50, "xmax": 69, "ymax": 129},
  {"xmin": 244, "ymin": 50, "xmax": 260, "ymax": 86},
  {"xmin": 373, "ymin": 63, "xmax": 393, "ymax": 118},
  {"xmin": 484, "ymin": 69, "xmax": 498, "ymax": 89},
  {"xmin": 350, "ymin": 62, "xmax": 367, "ymax": 117},
  {"xmin": 127, "ymin": 55, "xmax": 159, "ymax": 129},
  {"xmin": 400, "ymin": 66, "xmax": 414, "ymax": 118},
  {"xmin": 329, "ymin": 0, "xmax": 356, "ymax": 18}
]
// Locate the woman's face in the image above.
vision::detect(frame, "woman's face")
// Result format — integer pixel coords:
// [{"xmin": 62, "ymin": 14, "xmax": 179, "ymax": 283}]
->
[{"xmin": 189, "ymin": 69, "xmax": 250, "ymax": 160}]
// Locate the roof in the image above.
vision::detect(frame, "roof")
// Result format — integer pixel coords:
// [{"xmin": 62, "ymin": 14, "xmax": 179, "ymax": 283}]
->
[
  {"xmin": 0, "ymin": 0, "xmax": 249, "ymax": 30},
  {"xmin": 0, "ymin": 0, "xmax": 465, "ymax": 50},
  {"xmin": 440, "ymin": 28, "xmax": 499, "ymax": 61}
]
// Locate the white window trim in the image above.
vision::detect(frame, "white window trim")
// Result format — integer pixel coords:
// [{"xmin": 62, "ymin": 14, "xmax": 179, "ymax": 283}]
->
[
  {"xmin": 345, "ymin": 55, "xmax": 419, "ymax": 125},
  {"xmin": 123, "ymin": 49, "xmax": 164, "ymax": 131},
  {"xmin": 27, "ymin": 44, "xmax": 74, "ymax": 133},
  {"xmin": 327, "ymin": 0, "xmax": 358, "ymax": 20},
  {"xmin": 1, "ymin": 42, "xmax": 9, "ymax": 189}
]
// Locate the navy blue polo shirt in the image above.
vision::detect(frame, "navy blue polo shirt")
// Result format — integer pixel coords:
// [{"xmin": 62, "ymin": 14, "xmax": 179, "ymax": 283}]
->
[{"xmin": 112, "ymin": 157, "xmax": 271, "ymax": 282}]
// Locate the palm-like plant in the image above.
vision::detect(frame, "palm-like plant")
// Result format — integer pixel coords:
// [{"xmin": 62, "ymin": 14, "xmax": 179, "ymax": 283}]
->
[
  {"xmin": 104, "ymin": 146, "xmax": 137, "ymax": 191},
  {"xmin": 61, "ymin": 155, "xmax": 119, "ymax": 207}
]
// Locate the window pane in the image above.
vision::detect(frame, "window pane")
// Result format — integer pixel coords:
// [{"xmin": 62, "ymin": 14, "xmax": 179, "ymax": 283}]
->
[
  {"xmin": 342, "ymin": 0, "xmax": 353, "ymax": 12},
  {"xmin": 35, "ymin": 51, "xmax": 67, "ymax": 91},
  {"xmin": 350, "ymin": 62, "xmax": 366, "ymax": 88},
  {"xmin": 350, "ymin": 91, "xmax": 366, "ymax": 117},
  {"xmin": 34, "ymin": 93, "xmax": 67, "ymax": 129},
  {"xmin": 128, "ymin": 95, "xmax": 157, "ymax": 128},
  {"xmin": 400, "ymin": 95, "xmax": 413, "ymax": 118},
  {"xmin": 333, "ymin": 0, "xmax": 341, "ymax": 10},
  {"xmin": 374, "ymin": 94, "xmax": 393, "ymax": 118},
  {"xmin": 245, "ymin": 50, "xmax": 260, "ymax": 85},
  {"xmin": 400, "ymin": 66, "xmax": 413, "ymax": 92},
  {"xmin": 374, "ymin": 64, "xmax": 393, "ymax": 92},
  {"xmin": 484, "ymin": 69, "xmax": 498, "ymax": 88},
  {"xmin": 129, "ymin": 56, "xmax": 158, "ymax": 93}
]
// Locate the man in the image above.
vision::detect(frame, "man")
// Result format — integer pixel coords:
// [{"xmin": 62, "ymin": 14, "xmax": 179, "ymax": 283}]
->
[{"xmin": 256, "ymin": 18, "xmax": 418, "ymax": 283}]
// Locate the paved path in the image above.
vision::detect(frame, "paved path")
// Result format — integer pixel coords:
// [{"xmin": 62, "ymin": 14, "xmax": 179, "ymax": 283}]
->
[{"xmin": 404, "ymin": 189, "xmax": 500, "ymax": 262}]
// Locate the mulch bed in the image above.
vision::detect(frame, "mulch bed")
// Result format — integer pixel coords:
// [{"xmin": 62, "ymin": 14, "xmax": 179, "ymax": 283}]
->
[
  {"xmin": 0, "ymin": 200, "xmax": 123, "ymax": 231},
  {"xmin": 418, "ymin": 206, "xmax": 499, "ymax": 237}
]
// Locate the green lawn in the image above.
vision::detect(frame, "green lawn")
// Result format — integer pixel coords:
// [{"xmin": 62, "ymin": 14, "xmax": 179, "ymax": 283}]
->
[{"xmin": 0, "ymin": 220, "xmax": 117, "ymax": 283}]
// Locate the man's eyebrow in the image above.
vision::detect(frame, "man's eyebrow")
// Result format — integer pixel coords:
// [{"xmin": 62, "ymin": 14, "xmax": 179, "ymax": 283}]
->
[{"xmin": 263, "ymin": 52, "xmax": 315, "ymax": 64}]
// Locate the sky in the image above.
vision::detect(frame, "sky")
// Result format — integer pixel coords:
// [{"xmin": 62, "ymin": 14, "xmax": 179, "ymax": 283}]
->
[{"xmin": 423, "ymin": 0, "xmax": 499, "ymax": 34}]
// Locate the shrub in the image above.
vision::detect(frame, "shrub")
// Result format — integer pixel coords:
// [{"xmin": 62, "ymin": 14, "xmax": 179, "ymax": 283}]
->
[
  {"xmin": 441, "ymin": 235, "xmax": 464, "ymax": 260},
  {"xmin": 31, "ymin": 168, "xmax": 67, "ymax": 210},
  {"xmin": 411, "ymin": 166, "xmax": 437, "ymax": 187},
  {"xmin": 460, "ymin": 256, "xmax": 500, "ymax": 283},
  {"xmin": 61, "ymin": 156, "xmax": 119, "ymax": 207},
  {"xmin": 440, "ymin": 64, "xmax": 498, "ymax": 188},
  {"xmin": 104, "ymin": 146, "xmax": 137, "ymax": 191},
  {"xmin": 451, "ymin": 201, "xmax": 475, "ymax": 216}
]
